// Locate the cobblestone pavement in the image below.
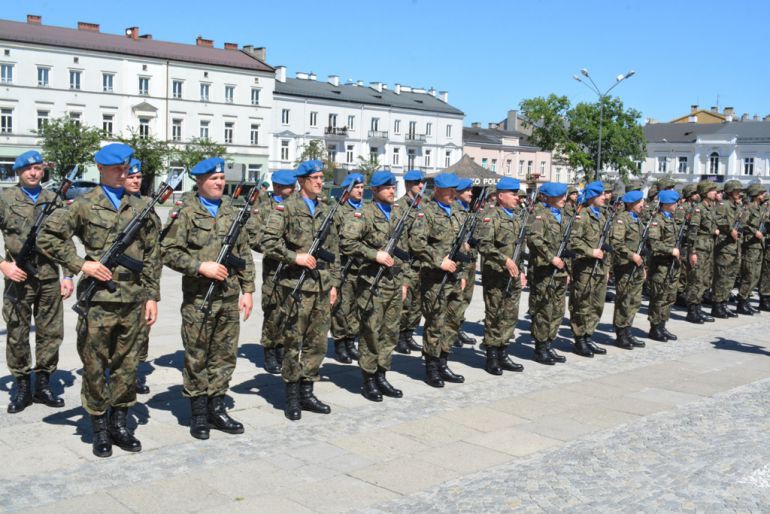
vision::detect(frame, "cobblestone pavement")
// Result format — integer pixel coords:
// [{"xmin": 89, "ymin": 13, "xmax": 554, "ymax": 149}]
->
[{"xmin": 0, "ymin": 207, "xmax": 769, "ymax": 512}]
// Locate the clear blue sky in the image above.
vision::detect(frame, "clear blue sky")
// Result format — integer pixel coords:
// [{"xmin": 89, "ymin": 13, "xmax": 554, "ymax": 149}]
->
[{"xmin": 5, "ymin": 0, "xmax": 769, "ymax": 124}]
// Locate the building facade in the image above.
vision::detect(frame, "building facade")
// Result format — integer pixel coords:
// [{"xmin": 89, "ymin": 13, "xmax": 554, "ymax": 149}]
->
[{"xmin": 0, "ymin": 16, "xmax": 274, "ymax": 189}]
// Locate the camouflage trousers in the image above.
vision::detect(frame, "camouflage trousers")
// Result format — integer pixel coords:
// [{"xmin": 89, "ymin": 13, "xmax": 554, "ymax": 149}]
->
[
  {"xmin": 76, "ymin": 301, "xmax": 143, "ymax": 415},
  {"xmin": 648, "ymin": 258, "xmax": 680, "ymax": 324},
  {"xmin": 481, "ymin": 269, "xmax": 521, "ymax": 348},
  {"xmin": 399, "ymin": 269, "xmax": 422, "ymax": 333},
  {"xmin": 760, "ymin": 244, "xmax": 770, "ymax": 296},
  {"xmin": 685, "ymin": 244, "xmax": 714, "ymax": 305},
  {"xmin": 569, "ymin": 261, "xmax": 608, "ymax": 337},
  {"xmin": 420, "ymin": 269, "xmax": 463, "ymax": 358},
  {"xmin": 713, "ymin": 243, "xmax": 740, "ymax": 302},
  {"xmin": 136, "ymin": 322, "xmax": 149, "ymax": 363},
  {"xmin": 279, "ymin": 285, "xmax": 330, "ymax": 383},
  {"xmin": 260, "ymin": 268, "xmax": 283, "ymax": 349},
  {"xmin": 356, "ymin": 278, "xmax": 402, "ymax": 374},
  {"xmin": 448, "ymin": 264, "xmax": 476, "ymax": 330},
  {"xmin": 331, "ymin": 272, "xmax": 360, "ymax": 341},
  {"xmin": 3, "ymin": 277, "xmax": 63, "ymax": 378},
  {"xmin": 612, "ymin": 264, "xmax": 644, "ymax": 329},
  {"xmin": 180, "ymin": 295, "xmax": 240, "ymax": 398},
  {"xmin": 738, "ymin": 245, "xmax": 763, "ymax": 299},
  {"xmin": 529, "ymin": 266, "xmax": 567, "ymax": 342}
]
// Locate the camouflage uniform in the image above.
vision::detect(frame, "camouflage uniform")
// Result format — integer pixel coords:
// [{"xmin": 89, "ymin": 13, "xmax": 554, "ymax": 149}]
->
[
  {"xmin": 737, "ymin": 188, "xmax": 767, "ymax": 311},
  {"xmin": 134, "ymin": 197, "xmax": 163, "ymax": 374},
  {"xmin": 758, "ymin": 203, "xmax": 770, "ymax": 309},
  {"xmin": 711, "ymin": 186, "xmax": 742, "ymax": 316},
  {"xmin": 684, "ymin": 183, "xmax": 719, "ymax": 322},
  {"xmin": 396, "ymin": 193, "xmax": 423, "ymax": 351},
  {"xmin": 450, "ymin": 199, "xmax": 479, "ymax": 346},
  {"xmin": 609, "ymin": 209, "xmax": 645, "ymax": 340},
  {"xmin": 331, "ymin": 200, "xmax": 363, "ymax": 358},
  {"xmin": 647, "ymin": 210, "xmax": 680, "ymax": 336}
]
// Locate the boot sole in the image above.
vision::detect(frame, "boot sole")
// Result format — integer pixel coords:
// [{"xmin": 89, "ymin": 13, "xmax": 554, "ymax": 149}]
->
[
  {"xmin": 210, "ymin": 426, "xmax": 244, "ymax": 434},
  {"xmin": 362, "ymin": 393, "xmax": 383, "ymax": 402},
  {"xmin": 33, "ymin": 397, "xmax": 65, "ymax": 408},
  {"xmin": 191, "ymin": 431, "xmax": 210, "ymax": 440},
  {"xmin": 114, "ymin": 443, "xmax": 142, "ymax": 452},
  {"xmin": 93, "ymin": 449, "xmax": 113, "ymax": 458}
]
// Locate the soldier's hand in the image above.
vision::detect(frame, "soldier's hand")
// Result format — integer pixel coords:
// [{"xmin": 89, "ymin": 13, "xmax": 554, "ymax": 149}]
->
[
  {"xmin": 756, "ymin": 231, "xmax": 764, "ymax": 240},
  {"xmin": 551, "ymin": 256, "xmax": 565, "ymax": 270},
  {"xmin": 672, "ymin": 248, "xmax": 680, "ymax": 258},
  {"xmin": 461, "ymin": 278, "xmax": 467, "ymax": 291},
  {"xmin": 731, "ymin": 228, "xmax": 739, "ymax": 241},
  {"xmin": 198, "ymin": 261, "xmax": 228, "ymax": 281},
  {"xmin": 592, "ymin": 248, "xmax": 605, "ymax": 260},
  {"xmin": 145, "ymin": 300, "xmax": 158, "ymax": 327},
  {"xmin": 295, "ymin": 253, "xmax": 317, "ymax": 269},
  {"xmin": 520, "ymin": 273, "xmax": 528, "ymax": 288},
  {"xmin": 440, "ymin": 256, "xmax": 457, "ymax": 273},
  {"xmin": 60, "ymin": 278, "xmax": 74, "ymax": 299},
  {"xmin": 714, "ymin": 229, "xmax": 720, "ymax": 236},
  {"xmin": 690, "ymin": 253, "xmax": 698, "ymax": 267},
  {"xmin": 632, "ymin": 253, "xmax": 643, "ymax": 266},
  {"xmin": 239, "ymin": 293, "xmax": 253, "ymax": 321},
  {"xmin": 505, "ymin": 258, "xmax": 519, "ymax": 277},
  {"xmin": 0, "ymin": 261, "xmax": 28, "ymax": 282},
  {"xmin": 376, "ymin": 251, "xmax": 394, "ymax": 267},
  {"xmin": 81, "ymin": 261, "xmax": 112, "ymax": 282},
  {"xmin": 329, "ymin": 286, "xmax": 338, "ymax": 305}
]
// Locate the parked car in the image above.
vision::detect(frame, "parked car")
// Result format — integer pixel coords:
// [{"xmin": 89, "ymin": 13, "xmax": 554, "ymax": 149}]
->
[{"xmin": 64, "ymin": 180, "xmax": 98, "ymax": 200}]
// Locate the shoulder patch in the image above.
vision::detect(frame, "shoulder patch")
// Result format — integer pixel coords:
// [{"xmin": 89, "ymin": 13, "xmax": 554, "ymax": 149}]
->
[
  {"xmin": 170, "ymin": 211, "xmax": 179, "ymax": 219},
  {"xmin": 275, "ymin": 204, "xmax": 285, "ymax": 211},
  {"xmin": 175, "ymin": 200, "xmax": 184, "ymax": 206},
  {"xmin": 354, "ymin": 212, "xmax": 362, "ymax": 218}
]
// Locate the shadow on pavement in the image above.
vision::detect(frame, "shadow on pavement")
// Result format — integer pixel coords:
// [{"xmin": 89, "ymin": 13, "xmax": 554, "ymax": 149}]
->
[
  {"xmin": 42, "ymin": 405, "xmax": 90, "ymax": 443},
  {"xmin": 230, "ymin": 374, "xmax": 283, "ymax": 410},
  {"xmin": 154, "ymin": 350, "xmax": 185, "ymax": 371},
  {"xmin": 237, "ymin": 343, "xmax": 264, "ymax": 368},
  {"xmin": 710, "ymin": 337, "xmax": 770, "ymax": 356},
  {"xmin": 145, "ymin": 384, "xmax": 188, "ymax": 425},
  {"xmin": 320, "ymin": 363, "xmax": 361, "ymax": 394}
]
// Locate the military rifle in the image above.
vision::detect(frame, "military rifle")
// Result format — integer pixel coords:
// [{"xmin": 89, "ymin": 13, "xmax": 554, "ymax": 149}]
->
[
  {"xmin": 666, "ymin": 203, "xmax": 695, "ymax": 281},
  {"xmin": 588, "ymin": 195, "xmax": 622, "ymax": 283},
  {"xmin": 628, "ymin": 201, "xmax": 659, "ymax": 281},
  {"xmin": 547, "ymin": 204, "xmax": 581, "ymax": 288},
  {"xmin": 502, "ymin": 187, "xmax": 538, "ymax": 298}
]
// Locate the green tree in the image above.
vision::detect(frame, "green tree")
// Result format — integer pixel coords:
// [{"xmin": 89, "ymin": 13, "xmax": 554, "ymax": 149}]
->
[
  {"xmin": 296, "ymin": 139, "xmax": 334, "ymax": 181},
  {"xmin": 117, "ymin": 130, "xmax": 173, "ymax": 194},
  {"xmin": 173, "ymin": 137, "xmax": 227, "ymax": 173},
  {"xmin": 355, "ymin": 154, "xmax": 381, "ymax": 183},
  {"xmin": 35, "ymin": 117, "xmax": 102, "ymax": 181}
]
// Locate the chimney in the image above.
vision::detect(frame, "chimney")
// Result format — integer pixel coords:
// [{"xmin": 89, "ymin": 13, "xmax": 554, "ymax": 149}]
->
[
  {"xmin": 125, "ymin": 27, "xmax": 139, "ymax": 40},
  {"xmin": 488, "ymin": 122, "xmax": 499, "ymax": 129},
  {"xmin": 27, "ymin": 14, "xmax": 42, "ymax": 25},
  {"xmin": 275, "ymin": 66, "xmax": 286, "ymax": 83},
  {"xmin": 764, "ymin": 115, "xmax": 770, "ymax": 122},
  {"xmin": 242, "ymin": 45, "xmax": 266, "ymax": 61},
  {"xmin": 429, "ymin": 87, "xmax": 436, "ymax": 97},
  {"xmin": 507, "ymin": 109, "xmax": 519, "ymax": 131},
  {"xmin": 370, "ymin": 82, "xmax": 383, "ymax": 92},
  {"xmin": 224, "ymin": 42, "xmax": 238, "ymax": 50},
  {"xmin": 724, "ymin": 107, "xmax": 734, "ymax": 116},
  {"xmin": 690, "ymin": 104, "xmax": 698, "ymax": 114},
  {"xmin": 296, "ymin": 71, "xmax": 309, "ymax": 80},
  {"xmin": 196, "ymin": 36, "xmax": 214, "ymax": 48},
  {"xmin": 753, "ymin": 114, "xmax": 760, "ymax": 121},
  {"xmin": 439, "ymin": 91, "xmax": 448, "ymax": 102},
  {"xmin": 308, "ymin": 72, "xmax": 317, "ymax": 81},
  {"xmin": 471, "ymin": 122, "xmax": 481, "ymax": 128},
  {"xmin": 394, "ymin": 84, "xmax": 401, "ymax": 94},
  {"xmin": 77, "ymin": 21, "xmax": 100, "ymax": 32},
  {"xmin": 414, "ymin": 87, "xmax": 426, "ymax": 94},
  {"xmin": 710, "ymin": 106, "xmax": 718, "ymax": 113},
  {"xmin": 357, "ymin": 80, "xmax": 364, "ymax": 87},
  {"xmin": 741, "ymin": 113, "xmax": 749, "ymax": 121},
  {"xmin": 328, "ymin": 75, "xmax": 339, "ymax": 86},
  {"xmin": 139, "ymin": 34, "xmax": 152, "ymax": 40}
]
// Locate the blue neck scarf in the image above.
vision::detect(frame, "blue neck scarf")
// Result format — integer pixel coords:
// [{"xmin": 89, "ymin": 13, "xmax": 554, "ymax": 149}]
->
[
  {"xmin": 102, "ymin": 184, "xmax": 125, "ymax": 210},
  {"xmin": 376, "ymin": 201, "xmax": 392, "ymax": 221},
  {"xmin": 663, "ymin": 211, "xmax": 673, "ymax": 219},
  {"xmin": 457, "ymin": 199, "xmax": 470, "ymax": 211},
  {"xmin": 273, "ymin": 195, "xmax": 283, "ymax": 203},
  {"xmin": 549, "ymin": 206, "xmax": 562, "ymax": 224},
  {"xmin": 303, "ymin": 196, "xmax": 318, "ymax": 216},
  {"xmin": 502, "ymin": 207, "xmax": 514, "ymax": 218},
  {"xmin": 199, "ymin": 196, "xmax": 221, "ymax": 217},
  {"xmin": 588, "ymin": 206, "xmax": 601, "ymax": 219},
  {"xmin": 630, "ymin": 211, "xmax": 639, "ymax": 221},
  {"xmin": 435, "ymin": 199, "xmax": 452, "ymax": 217},
  {"xmin": 348, "ymin": 198, "xmax": 362, "ymax": 210},
  {"xmin": 21, "ymin": 185, "xmax": 42, "ymax": 204}
]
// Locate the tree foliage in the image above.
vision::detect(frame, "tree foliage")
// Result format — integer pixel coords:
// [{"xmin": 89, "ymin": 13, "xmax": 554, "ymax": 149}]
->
[
  {"xmin": 355, "ymin": 154, "xmax": 381, "ymax": 183},
  {"xmin": 173, "ymin": 137, "xmax": 227, "ymax": 173},
  {"xmin": 117, "ymin": 130, "xmax": 172, "ymax": 194},
  {"xmin": 35, "ymin": 117, "xmax": 102, "ymax": 181},
  {"xmin": 296, "ymin": 139, "xmax": 335, "ymax": 181}
]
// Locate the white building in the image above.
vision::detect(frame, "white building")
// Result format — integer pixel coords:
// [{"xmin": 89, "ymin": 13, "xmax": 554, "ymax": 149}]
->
[
  {"xmin": 269, "ymin": 68, "xmax": 464, "ymax": 182},
  {"xmin": 0, "ymin": 15, "xmax": 274, "ymax": 190}
]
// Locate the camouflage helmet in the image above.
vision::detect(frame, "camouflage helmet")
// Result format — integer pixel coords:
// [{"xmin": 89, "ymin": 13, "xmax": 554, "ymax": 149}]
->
[
  {"xmin": 602, "ymin": 180, "xmax": 614, "ymax": 192},
  {"xmin": 682, "ymin": 183, "xmax": 698, "ymax": 198},
  {"xmin": 723, "ymin": 180, "xmax": 743, "ymax": 194},
  {"xmin": 626, "ymin": 179, "xmax": 644, "ymax": 192},
  {"xmin": 647, "ymin": 183, "xmax": 659, "ymax": 199},
  {"xmin": 696, "ymin": 179, "xmax": 717, "ymax": 195},
  {"xmin": 567, "ymin": 185, "xmax": 578, "ymax": 195},
  {"xmin": 747, "ymin": 183, "xmax": 767, "ymax": 198},
  {"xmin": 656, "ymin": 178, "xmax": 677, "ymax": 190}
]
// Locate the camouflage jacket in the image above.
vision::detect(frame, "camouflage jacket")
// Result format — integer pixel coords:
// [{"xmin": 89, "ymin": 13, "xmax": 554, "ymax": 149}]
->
[
  {"xmin": 685, "ymin": 200, "xmax": 718, "ymax": 253},
  {"xmin": 714, "ymin": 199, "xmax": 742, "ymax": 253},
  {"xmin": 334, "ymin": 200, "xmax": 364, "ymax": 282},
  {"xmin": 478, "ymin": 205, "xmax": 523, "ymax": 275},
  {"xmin": 740, "ymin": 201, "xmax": 767, "ymax": 249},
  {"xmin": 610, "ymin": 210, "xmax": 643, "ymax": 267},
  {"xmin": 0, "ymin": 186, "xmax": 68, "ymax": 281},
  {"xmin": 395, "ymin": 193, "xmax": 423, "ymax": 287},
  {"xmin": 36, "ymin": 185, "xmax": 161, "ymax": 303},
  {"xmin": 526, "ymin": 203, "xmax": 568, "ymax": 273},
  {"xmin": 260, "ymin": 193, "xmax": 341, "ymax": 292},
  {"xmin": 569, "ymin": 205, "xmax": 608, "ymax": 273},
  {"xmin": 647, "ymin": 211, "xmax": 678, "ymax": 260},
  {"xmin": 411, "ymin": 199, "xmax": 465, "ymax": 274}
]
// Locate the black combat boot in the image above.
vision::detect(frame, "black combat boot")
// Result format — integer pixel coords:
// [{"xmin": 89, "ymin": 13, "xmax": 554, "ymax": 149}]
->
[
  {"xmin": 711, "ymin": 302, "xmax": 729, "ymax": 319},
  {"xmin": 190, "ymin": 396, "xmax": 210, "ymax": 439},
  {"xmin": 438, "ymin": 352, "xmax": 465, "ymax": 383},
  {"xmin": 697, "ymin": 304, "xmax": 715, "ymax": 322},
  {"xmin": 625, "ymin": 328, "xmax": 645, "ymax": 347},
  {"xmin": 546, "ymin": 341, "xmax": 567, "ymax": 363},
  {"xmin": 686, "ymin": 304, "xmax": 704, "ymax": 323},
  {"xmin": 33, "ymin": 371, "xmax": 65, "ymax": 407},
  {"xmin": 424, "ymin": 354, "xmax": 445, "ymax": 387},
  {"xmin": 615, "ymin": 327, "xmax": 633, "ymax": 349},
  {"xmin": 457, "ymin": 330, "xmax": 475, "ymax": 346},
  {"xmin": 760, "ymin": 296, "xmax": 770, "ymax": 312},
  {"xmin": 406, "ymin": 331, "xmax": 423, "ymax": 351},
  {"xmin": 585, "ymin": 334, "xmax": 607, "ymax": 355},
  {"xmin": 7, "ymin": 375, "xmax": 33, "ymax": 414},
  {"xmin": 108, "ymin": 408, "xmax": 141, "ymax": 452},
  {"xmin": 299, "ymin": 380, "xmax": 331, "ymax": 414},
  {"xmin": 135, "ymin": 375, "xmax": 150, "ymax": 395},
  {"xmin": 661, "ymin": 323, "xmax": 678, "ymax": 340},
  {"xmin": 91, "ymin": 413, "xmax": 112, "ymax": 458},
  {"xmin": 263, "ymin": 346, "xmax": 281, "ymax": 375},
  {"xmin": 346, "ymin": 338, "xmax": 360, "ymax": 361},
  {"xmin": 736, "ymin": 297, "xmax": 754, "ymax": 315},
  {"xmin": 748, "ymin": 300, "xmax": 760, "ymax": 314},
  {"xmin": 533, "ymin": 341, "xmax": 556, "ymax": 365},
  {"xmin": 722, "ymin": 302, "xmax": 738, "ymax": 317},
  {"xmin": 498, "ymin": 346, "xmax": 524, "ymax": 372},
  {"xmin": 334, "ymin": 340, "xmax": 353, "ymax": 364},
  {"xmin": 648, "ymin": 324, "xmax": 668, "ymax": 342},
  {"xmin": 395, "ymin": 332, "xmax": 411, "ymax": 355},
  {"xmin": 276, "ymin": 345, "xmax": 285, "ymax": 363},
  {"xmin": 484, "ymin": 346, "xmax": 502, "ymax": 376},
  {"xmin": 573, "ymin": 335, "xmax": 594, "ymax": 357},
  {"xmin": 284, "ymin": 382, "xmax": 301, "ymax": 421},
  {"xmin": 361, "ymin": 370, "xmax": 383, "ymax": 402},
  {"xmin": 208, "ymin": 396, "xmax": 244, "ymax": 434},
  {"xmin": 374, "ymin": 367, "xmax": 403, "ymax": 398}
]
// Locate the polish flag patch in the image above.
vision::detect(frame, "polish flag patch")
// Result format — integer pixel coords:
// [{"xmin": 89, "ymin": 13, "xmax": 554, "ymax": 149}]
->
[
  {"xmin": 354, "ymin": 212, "xmax": 362, "ymax": 218},
  {"xmin": 417, "ymin": 213, "xmax": 425, "ymax": 218},
  {"xmin": 275, "ymin": 204, "xmax": 285, "ymax": 211},
  {"xmin": 483, "ymin": 217, "xmax": 491, "ymax": 223}
]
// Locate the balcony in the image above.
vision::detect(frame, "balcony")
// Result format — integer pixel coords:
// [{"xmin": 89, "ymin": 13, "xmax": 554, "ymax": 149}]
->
[
  {"xmin": 324, "ymin": 126, "xmax": 348, "ymax": 140},
  {"xmin": 405, "ymin": 133, "xmax": 427, "ymax": 146},
  {"xmin": 367, "ymin": 130, "xmax": 389, "ymax": 143}
]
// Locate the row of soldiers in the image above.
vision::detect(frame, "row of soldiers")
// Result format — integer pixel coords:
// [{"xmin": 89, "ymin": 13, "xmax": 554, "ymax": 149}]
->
[{"xmin": 3, "ymin": 146, "xmax": 769, "ymax": 458}]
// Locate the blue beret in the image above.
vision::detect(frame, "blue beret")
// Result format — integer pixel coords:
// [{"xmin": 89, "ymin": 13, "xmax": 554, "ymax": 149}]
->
[
  {"xmin": 455, "ymin": 178, "xmax": 474, "ymax": 191},
  {"xmin": 370, "ymin": 170, "xmax": 396, "ymax": 187},
  {"xmin": 271, "ymin": 169, "xmax": 296, "ymax": 186},
  {"xmin": 403, "ymin": 169, "xmax": 425, "ymax": 182},
  {"xmin": 128, "ymin": 158, "xmax": 141, "ymax": 175},
  {"xmin": 190, "ymin": 157, "xmax": 226, "ymax": 176},
  {"xmin": 658, "ymin": 190, "xmax": 681, "ymax": 204},
  {"xmin": 13, "ymin": 150, "xmax": 44, "ymax": 171},
  {"xmin": 496, "ymin": 177, "xmax": 520, "ymax": 191},
  {"xmin": 434, "ymin": 172, "xmax": 460, "ymax": 189},
  {"xmin": 621, "ymin": 190, "xmax": 643, "ymax": 203},
  {"xmin": 95, "ymin": 143, "xmax": 133, "ymax": 166},
  {"xmin": 341, "ymin": 173, "xmax": 365, "ymax": 188},
  {"xmin": 295, "ymin": 159, "xmax": 324, "ymax": 177},
  {"xmin": 540, "ymin": 182, "xmax": 568, "ymax": 197},
  {"xmin": 582, "ymin": 181, "xmax": 605, "ymax": 202}
]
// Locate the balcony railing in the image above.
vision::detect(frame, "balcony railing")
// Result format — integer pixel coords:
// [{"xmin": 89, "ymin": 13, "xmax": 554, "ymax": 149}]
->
[
  {"xmin": 405, "ymin": 133, "xmax": 426, "ymax": 143},
  {"xmin": 368, "ymin": 130, "xmax": 389, "ymax": 140},
  {"xmin": 324, "ymin": 126, "xmax": 348, "ymax": 136}
]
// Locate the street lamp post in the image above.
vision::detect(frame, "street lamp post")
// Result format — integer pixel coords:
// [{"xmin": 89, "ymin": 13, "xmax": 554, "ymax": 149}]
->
[{"xmin": 573, "ymin": 68, "xmax": 635, "ymax": 179}]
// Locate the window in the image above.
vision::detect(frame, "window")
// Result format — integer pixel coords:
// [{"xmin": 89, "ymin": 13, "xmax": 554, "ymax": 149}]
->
[
  {"xmin": 172, "ymin": 119, "xmax": 182, "ymax": 141},
  {"xmin": 407, "ymin": 149, "xmax": 416, "ymax": 169},
  {"xmin": 200, "ymin": 120, "xmax": 210, "ymax": 139},
  {"xmin": 492, "ymin": 159, "xmax": 498, "ymax": 172},
  {"xmin": 446, "ymin": 124, "xmax": 452, "ymax": 137},
  {"xmin": 328, "ymin": 113, "xmax": 337, "ymax": 128},
  {"xmin": 224, "ymin": 121, "xmax": 234, "ymax": 143},
  {"xmin": 426, "ymin": 123, "xmax": 432, "ymax": 136},
  {"xmin": 506, "ymin": 159, "xmax": 512, "ymax": 175},
  {"xmin": 172, "ymin": 80, "xmax": 183, "ymax": 99},
  {"xmin": 346, "ymin": 145, "xmax": 354, "ymax": 164},
  {"xmin": 445, "ymin": 151, "xmax": 451, "ymax": 167},
  {"xmin": 347, "ymin": 115, "xmax": 355, "ymax": 131},
  {"xmin": 370, "ymin": 118, "xmax": 379, "ymax": 131},
  {"xmin": 424, "ymin": 149, "xmax": 431, "ymax": 167},
  {"xmin": 139, "ymin": 117, "xmax": 150, "ymax": 138},
  {"xmin": 392, "ymin": 147, "xmax": 400, "ymax": 166},
  {"xmin": 527, "ymin": 161, "xmax": 533, "ymax": 175},
  {"xmin": 37, "ymin": 67, "xmax": 49, "ymax": 87},
  {"xmin": 408, "ymin": 121, "xmax": 417, "ymax": 137},
  {"xmin": 481, "ymin": 158, "xmax": 488, "ymax": 169},
  {"xmin": 744, "ymin": 157, "xmax": 755, "ymax": 176},
  {"xmin": 658, "ymin": 157, "xmax": 667, "ymax": 173},
  {"xmin": 36, "ymin": 110, "xmax": 49, "ymax": 131},
  {"xmin": 518, "ymin": 160, "xmax": 525, "ymax": 176},
  {"xmin": 102, "ymin": 73, "xmax": 114, "ymax": 92},
  {"xmin": 0, "ymin": 108, "xmax": 12, "ymax": 133},
  {"xmin": 250, "ymin": 124, "xmax": 260, "ymax": 145},
  {"xmin": 555, "ymin": 167, "xmax": 562, "ymax": 182},
  {"xmin": 200, "ymin": 83, "xmax": 210, "ymax": 101},
  {"xmin": 370, "ymin": 147, "xmax": 379, "ymax": 163},
  {"xmin": 225, "ymin": 86, "xmax": 234, "ymax": 103},
  {"xmin": 250, "ymin": 88, "xmax": 260, "ymax": 105},
  {"xmin": 309, "ymin": 111, "xmax": 318, "ymax": 127},
  {"xmin": 69, "ymin": 112, "xmax": 81, "ymax": 126},
  {"xmin": 328, "ymin": 144, "xmax": 337, "ymax": 163},
  {"xmin": 69, "ymin": 70, "xmax": 81, "ymax": 90},
  {"xmin": 394, "ymin": 119, "xmax": 401, "ymax": 134},
  {"xmin": 0, "ymin": 63, "xmax": 13, "ymax": 84},
  {"xmin": 281, "ymin": 109, "xmax": 290, "ymax": 125},
  {"xmin": 138, "ymin": 77, "xmax": 149, "ymax": 95},
  {"xmin": 247, "ymin": 163, "xmax": 262, "ymax": 182},
  {"xmin": 102, "ymin": 114, "xmax": 114, "ymax": 136},
  {"xmin": 709, "ymin": 152, "xmax": 719, "ymax": 174},
  {"xmin": 280, "ymin": 140, "xmax": 289, "ymax": 161},
  {"xmin": 678, "ymin": 156, "xmax": 688, "ymax": 173}
]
